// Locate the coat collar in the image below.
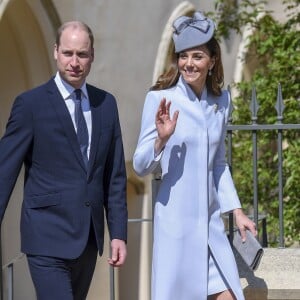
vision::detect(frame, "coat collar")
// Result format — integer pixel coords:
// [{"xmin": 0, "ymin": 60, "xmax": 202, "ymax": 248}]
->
[
  {"xmin": 175, "ymin": 76, "xmax": 225, "ymax": 121},
  {"xmin": 176, "ymin": 75, "xmax": 208, "ymax": 102}
]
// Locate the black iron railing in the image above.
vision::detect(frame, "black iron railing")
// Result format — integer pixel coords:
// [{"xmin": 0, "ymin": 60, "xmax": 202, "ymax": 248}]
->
[{"xmin": 226, "ymin": 84, "xmax": 300, "ymax": 248}]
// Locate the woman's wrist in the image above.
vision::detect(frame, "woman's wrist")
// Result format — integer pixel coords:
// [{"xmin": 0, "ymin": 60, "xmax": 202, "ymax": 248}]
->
[
  {"xmin": 233, "ymin": 208, "xmax": 243, "ymax": 217},
  {"xmin": 154, "ymin": 137, "xmax": 166, "ymax": 155}
]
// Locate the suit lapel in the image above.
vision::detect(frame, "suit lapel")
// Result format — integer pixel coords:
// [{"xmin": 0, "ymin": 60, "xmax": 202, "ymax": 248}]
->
[
  {"xmin": 46, "ymin": 79, "xmax": 87, "ymax": 172},
  {"xmin": 87, "ymin": 85, "xmax": 102, "ymax": 177}
]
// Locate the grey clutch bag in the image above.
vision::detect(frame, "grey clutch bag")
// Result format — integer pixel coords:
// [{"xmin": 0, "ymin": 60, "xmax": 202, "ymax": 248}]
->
[{"xmin": 233, "ymin": 229, "xmax": 264, "ymax": 271}]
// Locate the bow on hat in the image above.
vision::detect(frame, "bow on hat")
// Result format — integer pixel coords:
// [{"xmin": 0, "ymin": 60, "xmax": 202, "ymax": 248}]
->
[
  {"xmin": 172, "ymin": 11, "xmax": 215, "ymax": 53},
  {"xmin": 173, "ymin": 11, "xmax": 211, "ymax": 35}
]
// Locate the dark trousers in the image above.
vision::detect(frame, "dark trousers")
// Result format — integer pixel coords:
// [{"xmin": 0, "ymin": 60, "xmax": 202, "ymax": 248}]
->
[{"xmin": 27, "ymin": 227, "xmax": 98, "ymax": 300}]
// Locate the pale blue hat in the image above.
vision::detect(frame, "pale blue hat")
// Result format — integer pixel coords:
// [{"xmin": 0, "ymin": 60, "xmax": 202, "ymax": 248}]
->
[{"xmin": 172, "ymin": 11, "xmax": 215, "ymax": 53}]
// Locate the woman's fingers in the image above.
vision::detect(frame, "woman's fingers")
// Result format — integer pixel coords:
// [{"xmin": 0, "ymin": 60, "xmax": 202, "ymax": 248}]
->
[{"xmin": 172, "ymin": 110, "xmax": 179, "ymax": 123}]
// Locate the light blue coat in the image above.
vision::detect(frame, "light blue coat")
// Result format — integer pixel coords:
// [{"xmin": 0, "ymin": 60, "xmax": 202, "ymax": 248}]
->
[{"xmin": 133, "ymin": 76, "xmax": 244, "ymax": 300}]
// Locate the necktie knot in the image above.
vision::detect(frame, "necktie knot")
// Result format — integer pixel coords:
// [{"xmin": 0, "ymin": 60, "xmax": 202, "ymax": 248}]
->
[{"xmin": 74, "ymin": 89, "xmax": 82, "ymax": 101}]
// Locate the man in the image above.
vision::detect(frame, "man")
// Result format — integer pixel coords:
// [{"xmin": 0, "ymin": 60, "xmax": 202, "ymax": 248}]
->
[{"xmin": 0, "ymin": 21, "xmax": 128, "ymax": 299}]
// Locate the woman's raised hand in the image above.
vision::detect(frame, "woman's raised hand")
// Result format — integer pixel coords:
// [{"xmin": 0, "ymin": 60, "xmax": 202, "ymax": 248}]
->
[{"xmin": 154, "ymin": 98, "xmax": 179, "ymax": 154}]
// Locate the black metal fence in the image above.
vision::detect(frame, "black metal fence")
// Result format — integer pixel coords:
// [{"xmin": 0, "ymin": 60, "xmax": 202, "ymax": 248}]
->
[
  {"xmin": 227, "ymin": 84, "xmax": 300, "ymax": 248},
  {"xmin": 1, "ymin": 84, "xmax": 299, "ymax": 299}
]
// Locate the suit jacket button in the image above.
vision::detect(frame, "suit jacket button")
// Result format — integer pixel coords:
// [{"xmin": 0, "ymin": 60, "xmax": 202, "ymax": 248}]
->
[{"xmin": 85, "ymin": 201, "xmax": 90, "ymax": 206}]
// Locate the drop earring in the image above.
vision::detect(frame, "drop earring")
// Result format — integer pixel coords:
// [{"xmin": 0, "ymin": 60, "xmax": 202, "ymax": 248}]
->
[{"xmin": 208, "ymin": 69, "xmax": 212, "ymax": 76}]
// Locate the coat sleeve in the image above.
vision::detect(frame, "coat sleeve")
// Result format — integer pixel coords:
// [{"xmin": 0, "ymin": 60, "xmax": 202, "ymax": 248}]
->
[
  {"xmin": 133, "ymin": 91, "xmax": 163, "ymax": 177},
  {"xmin": 213, "ymin": 91, "xmax": 242, "ymax": 213},
  {"xmin": 102, "ymin": 96, "xmax": 128, "ymax": 241},
  {"xmin": 0, "ymin": 96, "xmax": 33, "ymax": 222}
]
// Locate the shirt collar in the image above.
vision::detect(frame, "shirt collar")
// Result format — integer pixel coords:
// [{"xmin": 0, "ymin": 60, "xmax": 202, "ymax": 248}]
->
[{"xmin": 54, "ymin": 72, "xmax": 88, "ymax": 100}]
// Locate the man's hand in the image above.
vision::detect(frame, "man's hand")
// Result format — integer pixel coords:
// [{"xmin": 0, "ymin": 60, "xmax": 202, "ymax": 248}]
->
[{"xmin": 107, "ymin": 239, "xmax": 127, "ymax": 267}]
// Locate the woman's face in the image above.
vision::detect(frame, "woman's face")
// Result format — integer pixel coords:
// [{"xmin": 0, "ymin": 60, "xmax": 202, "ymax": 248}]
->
[{"xmin": 177, "ymin": 45, "xmax": 215, "ymax": 95}]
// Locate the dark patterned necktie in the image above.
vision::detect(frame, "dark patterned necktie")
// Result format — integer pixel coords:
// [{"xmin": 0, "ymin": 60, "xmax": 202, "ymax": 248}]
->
[{"xmin": 74, "ymin": 89, "xmax": 89, "ymax": 168}]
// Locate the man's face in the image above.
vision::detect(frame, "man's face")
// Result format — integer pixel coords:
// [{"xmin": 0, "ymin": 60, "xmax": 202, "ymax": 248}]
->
[{"xmin": 54, "ymin": 27, "xmax": 94, "ymax": 88}]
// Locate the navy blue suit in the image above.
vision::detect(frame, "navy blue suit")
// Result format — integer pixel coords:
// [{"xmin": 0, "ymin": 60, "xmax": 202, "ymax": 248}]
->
[{"xmin": 0, "ymin": 78, "xmax": 127, "ymax": 298}]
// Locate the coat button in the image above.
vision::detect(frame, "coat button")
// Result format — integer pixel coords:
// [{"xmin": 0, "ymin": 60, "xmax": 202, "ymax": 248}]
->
[{"xmin": 85, "ymin": 201, "xmax": 90, "ymax": 206}]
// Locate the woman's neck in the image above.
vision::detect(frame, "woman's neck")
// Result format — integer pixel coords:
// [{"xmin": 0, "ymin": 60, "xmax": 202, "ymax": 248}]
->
[{"xmin": 189, "ymin": 81, "xmax": 205, "ymax": 99}]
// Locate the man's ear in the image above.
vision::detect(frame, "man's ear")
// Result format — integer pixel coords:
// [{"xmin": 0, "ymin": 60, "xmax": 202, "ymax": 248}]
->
[{"xmin": 54, "ymin": 44, "xmax": 58, "ymax": 60}]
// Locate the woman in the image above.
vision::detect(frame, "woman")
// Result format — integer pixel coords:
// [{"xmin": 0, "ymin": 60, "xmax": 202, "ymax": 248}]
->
[{"xmin": 133, "ymin": 11, "xmax": 256, "ymax": 300}]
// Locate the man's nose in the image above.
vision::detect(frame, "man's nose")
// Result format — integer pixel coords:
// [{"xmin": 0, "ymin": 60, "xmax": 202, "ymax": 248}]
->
[{"xmin": 70, "ymin": 54, "xmax": 79, "ymax": 65}]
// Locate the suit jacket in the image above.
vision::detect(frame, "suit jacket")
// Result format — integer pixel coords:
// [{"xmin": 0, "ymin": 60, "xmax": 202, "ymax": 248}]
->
[{"xmin": 0, "ymin": 78, "xmax": 127, "ymax": 259}]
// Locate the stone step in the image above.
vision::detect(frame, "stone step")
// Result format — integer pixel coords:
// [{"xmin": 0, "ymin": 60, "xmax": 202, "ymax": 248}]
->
[{"xmin": 236, "ymin": 248, "xmax": 300, "ymax": 300}]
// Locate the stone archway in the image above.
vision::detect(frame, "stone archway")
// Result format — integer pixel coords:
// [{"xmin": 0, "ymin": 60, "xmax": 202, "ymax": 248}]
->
[{"xmin": 0, "ymin": 0, "xmax": 58, "ymax": 132}]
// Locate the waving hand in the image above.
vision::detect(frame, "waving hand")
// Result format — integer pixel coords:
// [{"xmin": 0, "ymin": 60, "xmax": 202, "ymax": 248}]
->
[{"xmin": 154, "ymin": 98, "xmax": 179, "ymax": 154}]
